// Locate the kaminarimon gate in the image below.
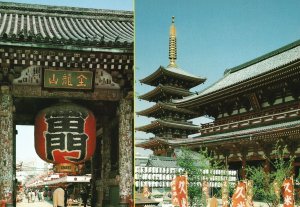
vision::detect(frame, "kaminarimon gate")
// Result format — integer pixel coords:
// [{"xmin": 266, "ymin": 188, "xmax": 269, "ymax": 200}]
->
[{"xmin": 0, "ymin": 2, "xmax": 133, "ymax": 207}]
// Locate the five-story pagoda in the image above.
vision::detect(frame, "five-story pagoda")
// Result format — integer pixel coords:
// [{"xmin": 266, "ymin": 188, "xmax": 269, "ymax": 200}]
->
[{"xmin": 136, "ymin": 17, "xmax": 205, "ymax": 156}]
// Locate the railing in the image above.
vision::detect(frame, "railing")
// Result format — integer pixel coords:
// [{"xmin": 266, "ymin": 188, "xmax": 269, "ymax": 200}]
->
[{"xmin": 201, "ymin": 107, "xmax": 300, "ymax": 134}]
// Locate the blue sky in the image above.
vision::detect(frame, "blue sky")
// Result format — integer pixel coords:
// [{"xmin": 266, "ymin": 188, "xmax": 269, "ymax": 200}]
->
[
  {"xmin": 14, "ymin": 0, "xmax": 132, "ymax": 165},
  {"xmin": 135, "ymin": 0, "xmax": 300, "ymax": 155}
]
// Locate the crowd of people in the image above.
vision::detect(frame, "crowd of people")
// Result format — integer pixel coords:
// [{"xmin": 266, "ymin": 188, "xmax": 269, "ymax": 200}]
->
[
  {"xmin": 23, "ymin": 185, "xmax": 90, "ymax": 207},
  {"xmin": 24, "ymin": 189, "xmax": 49, "ymax": 202}
]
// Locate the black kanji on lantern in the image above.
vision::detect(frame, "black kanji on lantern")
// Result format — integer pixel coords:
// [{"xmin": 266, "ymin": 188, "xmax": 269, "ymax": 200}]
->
[
  {"xmin": 67, "ymin": 133, "xmax": 88, "ymax": 162},
  {"xmin": 45, "ymin": 109, "xmax": 89, "ymax": 162}
]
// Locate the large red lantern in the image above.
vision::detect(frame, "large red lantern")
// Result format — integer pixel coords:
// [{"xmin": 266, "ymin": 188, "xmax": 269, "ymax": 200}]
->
[{"xmin": 35, "ymin": 103, "xmax": 96, "ymax": 174}]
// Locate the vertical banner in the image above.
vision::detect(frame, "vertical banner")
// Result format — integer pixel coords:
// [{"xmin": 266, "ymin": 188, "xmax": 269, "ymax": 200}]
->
[
  {"xmin": 273, "ymin": 181, "xmax": 280, "ymax": 206},
  {"xmin": 283, "ymin": 178, "xmax": 294, "ymax": 207},
  {"xmin": 176, "ymin": 175, "xmax": 188, "ymax": 207},
  {"xmin": 222, "ymin": 180, "xmax": 229, "ymax": 207},
  {"xmin": 172, "ymin": 175, "xmax": 188, "ymax": 207},
  {"xmin": 202, "ymin": 180, "xmax": 210, "ymax": 203},
  {"xmin": 246, "ymin": 180, "xmax": 254, "ymax": 207},
  {"xmin": 143, "ymin": 184, "xmax": 150, "ymax": 198},
  {"xmin": 171, "ymin": 177, "xmax": 179, "ymax": 206},
  {"xmin": 232, "ymin": 181, "xmax": 246, "ymax": 207}
]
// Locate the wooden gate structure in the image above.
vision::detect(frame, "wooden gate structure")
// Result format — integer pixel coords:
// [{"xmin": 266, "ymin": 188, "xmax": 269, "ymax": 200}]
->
[{"xmin": 0, "ymin": 2, "xmax": 133, "ymax": 207}]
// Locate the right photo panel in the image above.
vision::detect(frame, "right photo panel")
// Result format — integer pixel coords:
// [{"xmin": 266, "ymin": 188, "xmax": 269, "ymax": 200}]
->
[{"xmin": 135, "ymin": 0, "xmax": 300, "ymax": 207}]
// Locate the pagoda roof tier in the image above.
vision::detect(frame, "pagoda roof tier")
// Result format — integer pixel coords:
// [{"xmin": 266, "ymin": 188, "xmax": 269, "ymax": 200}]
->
[
  {"xmin": 136, "ymin": 137, "xmax": 171, "ymax": 149},
  {"xmin": 136, "ymin": 119, "xmax": 300, "ymax": 149},
  {"xmin": 136, "ymin": 101, "xmax": 198, "ymax": 119},
  {"xmin": 0, "ymin": 2, "xmax": 133, "ymax": 49},
  {"xmin": 135, "ymin": 119, "xmax": 200, "ymax": 133},
  {"xmin": 138, "ymin": 84, "xmax": 193, "ymax": 102},
  {"xmin": 174, "ymin": 39, "xmax": 300, "ymax": 108},
  {"xmin": 140, "ymin": 65, "xmax": 206, "ymax": 89}
]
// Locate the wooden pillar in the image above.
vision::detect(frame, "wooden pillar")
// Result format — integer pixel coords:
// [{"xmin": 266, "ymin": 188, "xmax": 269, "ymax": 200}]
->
[
  {"xmin": 96, "ymin": 117, "xmax": 111, "ymax": 207},
  {"xmin": 0, "ymin": 86, "xmax": 14, "ymax": 203},
  {"xmin": 241, "ymin": 154, "xmax": 247, "ymax": 179},
  {"xmin": 240, "ymin": 147, "xmax": 248, "ymax": 179},
  {"xmin": 263, "ymin": 149, "xmax": 271, "ymax": 174},
  {"xmin": 118, "ymin": 97, "xmax": 133, "ymax": 207},
  {"xmin": 264, "ymin": 159, "xmax": 270, "ymax": 174},
  {"xmin": 287, "ymin": 143, "xmax": 297, "ymax": 176},
  {"xmin": 260, "ymin": 142, "xmax": 272, "ymax": 174}
]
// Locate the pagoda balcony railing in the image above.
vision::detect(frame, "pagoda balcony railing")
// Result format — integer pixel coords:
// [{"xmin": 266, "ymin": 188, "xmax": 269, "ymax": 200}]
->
[{"xmin": 200, "ymin": 108, "xmax": 300, "ymax": 135}]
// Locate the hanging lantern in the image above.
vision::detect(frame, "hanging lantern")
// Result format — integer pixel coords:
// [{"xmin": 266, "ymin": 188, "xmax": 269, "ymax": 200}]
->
[{"xmin": 35, "ymin": 102, "xmax": 96, "ymax": 174}]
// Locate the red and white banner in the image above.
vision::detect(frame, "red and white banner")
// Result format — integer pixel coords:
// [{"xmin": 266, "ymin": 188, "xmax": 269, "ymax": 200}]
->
[
  {"xmin": 171, "ymin": 177, "xmax": 179, "ymax": 206},
  {"xmin": 232, "ymin": 181, "xmax": 246, "ymax": 207},
  {"xmin": 171, "ymin": 175, "xmax": 188, "ymax": 207},
  {"xmin": 283, "ymin": 178, "xmax": 294, "ymax": 207},
  {"xmin": 143, "ymin": 184, "xmax": 150, "ymax": 198},
  {"xmin": 246, "ymin": 180, "xmax": 254, "ymax": 207},
  {"xmin": 202, "ymin": 180, "xmax": 210, "ymax": 202}
]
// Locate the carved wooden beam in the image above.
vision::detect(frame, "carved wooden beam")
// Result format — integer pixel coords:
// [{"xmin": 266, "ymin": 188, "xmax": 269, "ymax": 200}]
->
[{"xmin": 248, "ymin": 92, "xmax": 261, "ymax": 111}]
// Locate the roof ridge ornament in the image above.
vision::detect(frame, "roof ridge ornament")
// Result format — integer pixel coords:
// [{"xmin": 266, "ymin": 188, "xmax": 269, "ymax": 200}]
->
[{"xmin": 168, "ymin": 16, "xmax": 177, "ymax": 68}]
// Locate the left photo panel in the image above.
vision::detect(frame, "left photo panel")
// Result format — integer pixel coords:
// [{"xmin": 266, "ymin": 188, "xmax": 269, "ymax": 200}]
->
[{"xmin": 0, "ymin": 1, "xmax": 134, "ymax": 207}]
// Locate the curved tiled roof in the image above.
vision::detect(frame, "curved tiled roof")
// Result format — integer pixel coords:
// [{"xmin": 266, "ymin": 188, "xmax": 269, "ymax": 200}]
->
[
  {"xmin": 168, "ymin": 119, "xmax": 300, "ymax": 146},
  {"xmin": 0, "ymin": 2, "xmax": 133, "ymax": 48},
  {"xmin": 147, "ymin": 155, "xmax": 178, "ymax": 168},
  {"xmin": 175, "ymin": 39, "xmax": 300, "ymax": 106},
  {"xmin": 136, "ymin": 101, "xmax": 198, "ymax": 118},
  {"xmin": 135, "ymin": 119, "xmax": 200, "ymax": 133},
  {"xmin": 138, "ymin": 84, "xmax": 193, "ymax": 102},
  {"xmin": 140, "ymin": 65, "xmax": 206, "ymax": 89}
]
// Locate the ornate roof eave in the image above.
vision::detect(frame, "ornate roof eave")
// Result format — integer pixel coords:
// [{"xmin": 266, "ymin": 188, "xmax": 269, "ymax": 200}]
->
[
  {"xmin": 138, "ymin": 84, "xmax": 193, "ymax": 101},
  {"xmin": 140, "ymin": 66, "xmax": 206, "ymax": 87},
  {"xmin": 136, "ymin": 101, "xmax": 198, "ymax": 118},
  {"xmin": 0, "ymin": 41, "xmax": 133, "ymax": 52},
  {"xmin": 135, "ymin": 138, "xmax": 170, "ymax": 149},
  {"xmin": 174, "ymin": 58, "xmax": 300, "ymax": 109},
  {"xmin": 135, "ymin": 119, "xmax": 200, "ymax": 133}
]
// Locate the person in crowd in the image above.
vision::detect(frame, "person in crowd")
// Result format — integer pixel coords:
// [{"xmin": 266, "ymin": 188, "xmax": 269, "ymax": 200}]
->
[
  {"xmin": 53, "ymin": 185, "xmax": 65, "ymax": 207},
  {"xmin": 67, "ymin": 194, "xmax": 74, "ymax": 207},
  {"xmin": 80, "ymin": 188, "xmax": 88, "ymax": 207},
  {"xmin": 30, "ymin": 190, "xmax": 35, "ymax": 202},
  {"xmin": 37, "ymin": 190, "xmax": 40, "ymax": 201}
]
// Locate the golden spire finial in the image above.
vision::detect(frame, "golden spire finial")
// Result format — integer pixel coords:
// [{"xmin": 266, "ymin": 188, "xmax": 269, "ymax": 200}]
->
[{"xmin": 168, "ymin": 16, "xmax": 177, "ymax": 67}]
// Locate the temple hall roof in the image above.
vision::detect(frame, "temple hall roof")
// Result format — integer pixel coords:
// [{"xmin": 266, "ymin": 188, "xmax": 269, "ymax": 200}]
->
[
  {"xmin": 146, "ymin": 155, "xmax": 178, "ymax": 168},
  {"xmin": 136, "ymin": 119, "xmax": 300, "ymax": 149},
  {"xmin": 164, "ymin": 118, "xmax": 300, "ymax": 146},
  {"xmin": 175, "ymin": 39, "xmax": 300, "ymax": 106},
  {"xmin": 0, "ymin": 2, "xmax": 133, "ymax": 48}
]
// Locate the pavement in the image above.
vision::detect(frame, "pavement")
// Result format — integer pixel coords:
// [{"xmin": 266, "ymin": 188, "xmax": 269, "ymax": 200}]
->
[
  {"xmin": 16, "ymin": 196, "xmax": 89, "ymax": 207},
  {"xmin": 16, "ymin": 199, "xmax": 53, "ymax": 207}
]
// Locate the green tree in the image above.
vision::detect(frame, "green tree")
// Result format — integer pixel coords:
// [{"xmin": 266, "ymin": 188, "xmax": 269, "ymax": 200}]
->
[
  {"xmin": 176, "ymin": 147, "xmax": 223, "ymax": 206},
  {"xmin": 246, "ymin": 143, "xmax": 295, "ymax": 207}
]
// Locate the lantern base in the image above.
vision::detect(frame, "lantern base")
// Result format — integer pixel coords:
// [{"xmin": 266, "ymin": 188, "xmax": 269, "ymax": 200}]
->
[{"xmin": 54, "ymin": 163, "xmax": 80, "ymax": 175}]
